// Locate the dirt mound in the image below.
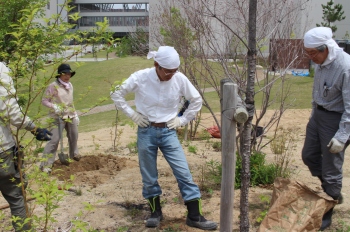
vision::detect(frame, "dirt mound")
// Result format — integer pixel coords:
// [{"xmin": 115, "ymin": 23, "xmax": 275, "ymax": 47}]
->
[{"xmin": 51, "ymin": 154, "xmax": 137, "ymax": 188}]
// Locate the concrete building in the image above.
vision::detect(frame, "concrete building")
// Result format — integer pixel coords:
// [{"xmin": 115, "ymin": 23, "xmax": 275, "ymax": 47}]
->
[
  {"xmin": 49, "ymin": 0, "xmax": 150, "ymax": 37},
  {"xmin": 45, "ymin": 0, "xmax": 348, "ymax": 45}
]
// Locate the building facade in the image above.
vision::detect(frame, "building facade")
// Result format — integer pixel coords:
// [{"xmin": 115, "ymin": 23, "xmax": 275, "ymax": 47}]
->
[
  {"xmin": 45, "ymin": 0, "xmax": 349, "ymax": 47},
  {"xmin": 65, "ymin": 0, "xmax": 149, "ymax": 37}
]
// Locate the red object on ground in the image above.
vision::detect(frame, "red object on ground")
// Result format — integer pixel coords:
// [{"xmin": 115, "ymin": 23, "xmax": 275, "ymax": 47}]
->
[{"xmin": 206, "ymin": 126, "xmax": 221, "ymax": 138}]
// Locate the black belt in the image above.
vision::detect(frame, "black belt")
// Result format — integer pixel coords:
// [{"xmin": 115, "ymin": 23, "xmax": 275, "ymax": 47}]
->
[
  {"xmin": 316, "ymin": 104, "xmax": 340, "ymax": 114},
  {"xmin": 316, "ymin": 104, "xmax": 329, "ymax": 112},
  {"xmin": 150, "ymin": 122, "xmax": 167, "ymax": 128}
]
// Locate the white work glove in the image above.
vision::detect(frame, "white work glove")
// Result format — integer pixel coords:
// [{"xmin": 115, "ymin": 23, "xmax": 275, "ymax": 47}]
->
[
  {"xmin": 74, "ymin": 114, "xmax": 80, "ymax": 126},
  {"xmin": 131, "ymin": 112, "xmax": 149, "ymax": 127},
  {"xmin": 327, "ymin": 138, "xmax": 345, "ymax": 154},
  {"xmin": 53, "ymin": 104, "xmax": 62, "ymax": 115},
  {"xmin": 167, "ymin": 117, "xmax": 182, "ymax": 130}
]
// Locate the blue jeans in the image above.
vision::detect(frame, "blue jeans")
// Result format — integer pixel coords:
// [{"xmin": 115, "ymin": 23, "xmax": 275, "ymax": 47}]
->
[{"xmin": 137, "ymin": 126, "xmax": 201, "ymax": 202}]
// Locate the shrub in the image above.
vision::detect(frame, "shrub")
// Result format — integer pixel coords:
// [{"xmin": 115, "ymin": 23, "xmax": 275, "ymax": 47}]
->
[
  {"xmin": 200, "ymin": 151, "xmax": 277, "ymax": 191},
  {"xmin": 235, "ymin": 151, "xmax": 276, "ymax": 189}
]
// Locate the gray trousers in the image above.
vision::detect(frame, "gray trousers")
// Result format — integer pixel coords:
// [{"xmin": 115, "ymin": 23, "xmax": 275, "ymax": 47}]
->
[
  {"xmin": 0, "ymin": 147, "xmax": 30, "ymax": 231},
  {"xmin": 41, "ymin": 118, "xmax": 79, "ymax": 167},
  {"xmin": 302, "ymin": 108, "xmax": 347, "ymax": 198}
]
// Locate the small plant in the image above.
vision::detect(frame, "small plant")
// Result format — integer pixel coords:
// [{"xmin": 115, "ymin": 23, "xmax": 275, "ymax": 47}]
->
[
  {"xmin": 198, "ymin": 159, "xmax": 222, "ymax": 193},
  {"xmin": 163, "ymin": 224, "xmax": 182, "ymax": 232},
  {"xmin": 126, "ymin": 141, "xmax": 138, "ymax": 154},
  {"xmin": 172, "ymin": 197, "xmax": 179, "ymax": 203},
  {"xmin": 270, "ymin": 127, "xmax": 297, "ymax": 179},
  {"xmin": 116, "ymin": 226, "xmax": 129, "ymax": 232},
  {"xmin": 91, "ymin": 135, "xmax": 101, "ymax": 150},
  {"xmin": 197, "ymin": 129, "xmax": 211, "ymax": 141},
  {"xmin": 126, "ymin": 207, "xmax": 142, "ymax": 219},
  {"xmin": 236, "ymin": 151, "xmax": 276, "ymax": 189},
  {"xmin": 188, "ymin": 145, "xmax": 197, "ymax": 154},
  {"xmin": 212, "ymin": 141, "xmax": 221, "ymax": 151},
  {"xmin": 75, "ymin": 187, "xmax": 83, "ymax": 196},
  {"xmin": 256, "ymin": 194, "xmax": 271, "ymax": 223}
]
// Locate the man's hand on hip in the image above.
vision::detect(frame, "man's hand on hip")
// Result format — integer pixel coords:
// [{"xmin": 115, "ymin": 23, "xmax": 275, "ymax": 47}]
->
[
  {"xmin": 327, "ymin": 138, "xmax": 345, "ymax": 153},
  {"xmin": 131, "ymin": 112, "xmax": 149, "ymax": 127},
  {"xmin": 167, "ymin": 117, "xmax": 182, "ymax": 130}
]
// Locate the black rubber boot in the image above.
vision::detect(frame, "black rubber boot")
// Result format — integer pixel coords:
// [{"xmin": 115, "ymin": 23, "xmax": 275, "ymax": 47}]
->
[
  {"xmin": 338, "ymin": 193, "xmax": 343, "ymax": 204},
  {"xmin": 320, "ymin": 193, "xmax": 339, "ymax": 231},
  {"xmin": 146, "ymin": 196, "xmax": 163, "ymax": 228},
  {"xmin": 185, "ymin": 199, "xmax": 217, "ymax": 230},
  {"xmin": 320, "ymin": 207, "xmax": 334, "ymax": 231}
]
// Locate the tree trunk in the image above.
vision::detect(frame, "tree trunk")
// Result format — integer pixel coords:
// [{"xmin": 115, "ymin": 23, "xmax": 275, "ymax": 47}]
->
[{"xmin": 240, "ymin": 0, "xmax": 257, "ymax": 231}]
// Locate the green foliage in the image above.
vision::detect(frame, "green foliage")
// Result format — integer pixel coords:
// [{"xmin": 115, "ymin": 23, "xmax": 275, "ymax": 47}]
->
[
  {"xmin": 316, "ymin": 0, "xmax": 346, "ymax": 33},
  {"xmin": 115, "ymin": 27, "xmax": 148, "ymax": 57},
  {"xmin": 199, "ymin": 152, "xmax": 279, "ymax": 191},
  {"xmin": 235, "ymin": 152, "xmax": 276, "ymax": 189},
  {"xmin": 126, "ymin": 141, "xmax": 138, "ymax": 154},
  {"xmin": 0, "ymin": 1, "xmax": 112, "ymax": 230},
  {"xmin": 188, "ymin": 145, "xmax": 198, "ymax": 154},
  {"xmin": 212, "ymin": 141, "xmax": 222, "ymax": 152},
  {"xmin": 309, "ymin": 67, "xmax": 315, "ymax": 78},
  {"xmin": 28, "ymin": 169, "xmax": 72, "ymax": 230},
  {"xmin": 199, "ymin": 159, "xmax": 222, "ymax": 192},
  {"xmin": 256, "ymin": 195, "xmax": 271, "ymax": 223},
  {"xmin": 336, "ymin": 220, "xmax": 350, "ymax": 232},
  {"xmin": 116, "ymin": 226, "xmax": 129, "ymax": 232},
  {"xmin": 115, "ymin": 36, "xmax": 132, "ymax": 57},
  {"xmin": 160, "ymin": 7, "xmax": 195, "ymax": 49},
  {"xmin": 163, "ymin": 224, "xmax": 182, "ymax": 232},
  {"xmin": 0, "ymin": 0, "xmax": 45, "ymax": 61},
  {"xmin": 270, "ymin": 127, "xmax": 297, "ymax": 179}
]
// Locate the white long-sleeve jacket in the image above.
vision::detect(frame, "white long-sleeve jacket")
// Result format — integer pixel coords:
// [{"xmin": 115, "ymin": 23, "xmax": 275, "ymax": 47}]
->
[
  {"xmin": 0, "ymin": 62, "xmax": 35, "ymax": 152},
  {"xmin": 111, "ymin": 67, "xmax": 202, "ymax": 125}
]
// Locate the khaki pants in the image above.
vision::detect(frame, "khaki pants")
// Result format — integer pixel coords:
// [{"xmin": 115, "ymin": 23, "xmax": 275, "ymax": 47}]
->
[{"xmin": 41, "ymin": 117, "xmax": 79, "ymax": 168}]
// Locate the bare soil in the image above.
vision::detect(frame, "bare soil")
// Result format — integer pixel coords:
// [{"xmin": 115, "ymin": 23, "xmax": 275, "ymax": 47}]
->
[{"xmin": 1, "ymin": 109, "xmax": 350, "ymax": 231}]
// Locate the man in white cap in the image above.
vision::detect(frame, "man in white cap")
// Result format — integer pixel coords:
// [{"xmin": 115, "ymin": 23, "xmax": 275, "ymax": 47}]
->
[
  {"xmin": 302, "ymin": 27, "xmax": 350, "ymax": 231},
  {"xmin": 111, "ymin": 46, "xmax": 217, "ymax": 230}
]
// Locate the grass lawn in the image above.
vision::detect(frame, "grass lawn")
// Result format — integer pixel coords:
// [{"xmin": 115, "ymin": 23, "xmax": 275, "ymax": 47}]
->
[
  {"xmin": 25, "ymin": 55, "xmax": 314, "ymax": 133},
  {"xmin": 200, "ymin": 75, "xmax": 313, "ymax": 114},
  {"xmin": 28, "ymin": 56, "xmax": 153, "ymax": 115}
]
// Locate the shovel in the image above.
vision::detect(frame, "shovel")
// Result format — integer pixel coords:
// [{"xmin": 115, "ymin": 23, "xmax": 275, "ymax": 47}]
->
[{"xmin": 58, "ymin": 118, "xmax": 69, "ymax": 165}]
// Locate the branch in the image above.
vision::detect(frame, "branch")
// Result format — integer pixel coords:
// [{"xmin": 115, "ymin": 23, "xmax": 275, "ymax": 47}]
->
[{"xmin": 255, "ymin": 55, "xmax": 299, "ymax": 94}]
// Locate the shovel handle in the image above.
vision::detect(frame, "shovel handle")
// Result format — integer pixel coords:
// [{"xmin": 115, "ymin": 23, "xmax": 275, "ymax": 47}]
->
[{"xmin": 58, "ymin": 118, "xmax": 64, "ymax": 153}]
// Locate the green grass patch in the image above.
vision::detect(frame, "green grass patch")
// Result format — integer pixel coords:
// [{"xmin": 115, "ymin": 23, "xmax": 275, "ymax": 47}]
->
[
  {"xmin": 254, "ymin": 75, "xmax": 313, "ymax": 109},
  {"xmin": 78, "ymin": 110, "xmax": 134, "ymax": 133},
  {"xmin": 27, "ymin": 56, "xmax": 153, "ymax": 117},
  {"xmin": 24, "ymin": 55, "xmax": 313, "ymax": 133}
]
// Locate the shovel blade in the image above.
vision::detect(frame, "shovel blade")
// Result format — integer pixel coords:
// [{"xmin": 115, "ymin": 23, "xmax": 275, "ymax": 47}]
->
[{"xmin": 58, "ymin": 152, "xmax": 69, "ymax": 165}]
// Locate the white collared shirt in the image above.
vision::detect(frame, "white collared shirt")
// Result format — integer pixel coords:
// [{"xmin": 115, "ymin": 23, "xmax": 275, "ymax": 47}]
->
[{"xmin": 111, "ymin": 67, "xmax": 202, "ymax": 124}]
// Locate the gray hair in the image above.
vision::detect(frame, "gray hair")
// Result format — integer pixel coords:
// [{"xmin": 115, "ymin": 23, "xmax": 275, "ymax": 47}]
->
[{"xmin": 316, "ymin": 44, "xmax": 327, "ymax": 52}]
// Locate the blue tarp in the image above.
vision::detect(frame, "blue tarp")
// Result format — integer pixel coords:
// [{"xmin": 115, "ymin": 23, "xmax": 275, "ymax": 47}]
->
[{"xmin": 291, "ymin": 70, "xmax": 309, "ymax": 76}]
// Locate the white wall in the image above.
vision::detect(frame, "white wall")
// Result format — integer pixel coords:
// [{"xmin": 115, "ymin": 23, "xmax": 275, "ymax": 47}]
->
[{"xmin": 301, "ymin": 0, "xmax": 349, "ymax": 39}]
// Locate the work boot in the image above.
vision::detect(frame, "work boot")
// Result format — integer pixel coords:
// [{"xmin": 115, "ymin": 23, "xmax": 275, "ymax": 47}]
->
[
  {"xmin": 185, "ymin": 199, "xmax": 217, "ymax": 230},
  {"xmin": 320, "ymin": 207, "xmax": 334, "ymax": 231},
  {"xmin": 146, "ymin": 196, "xmax": 163, "ymax": 227},
  {"xmin": 338, "ymin": 192, "xmax": 343, "ymax": 204}
]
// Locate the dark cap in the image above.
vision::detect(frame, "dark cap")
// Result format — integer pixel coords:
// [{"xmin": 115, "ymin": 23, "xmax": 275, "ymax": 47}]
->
[{"xmin": 56, "ymin": 63, "xmax": 76, "ymax": 78}]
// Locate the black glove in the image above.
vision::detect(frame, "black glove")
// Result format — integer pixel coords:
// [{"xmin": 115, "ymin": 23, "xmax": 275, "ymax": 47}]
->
[{"xmin": 31, "ymin": 127, "xmax": 52, "ymax": 141}]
